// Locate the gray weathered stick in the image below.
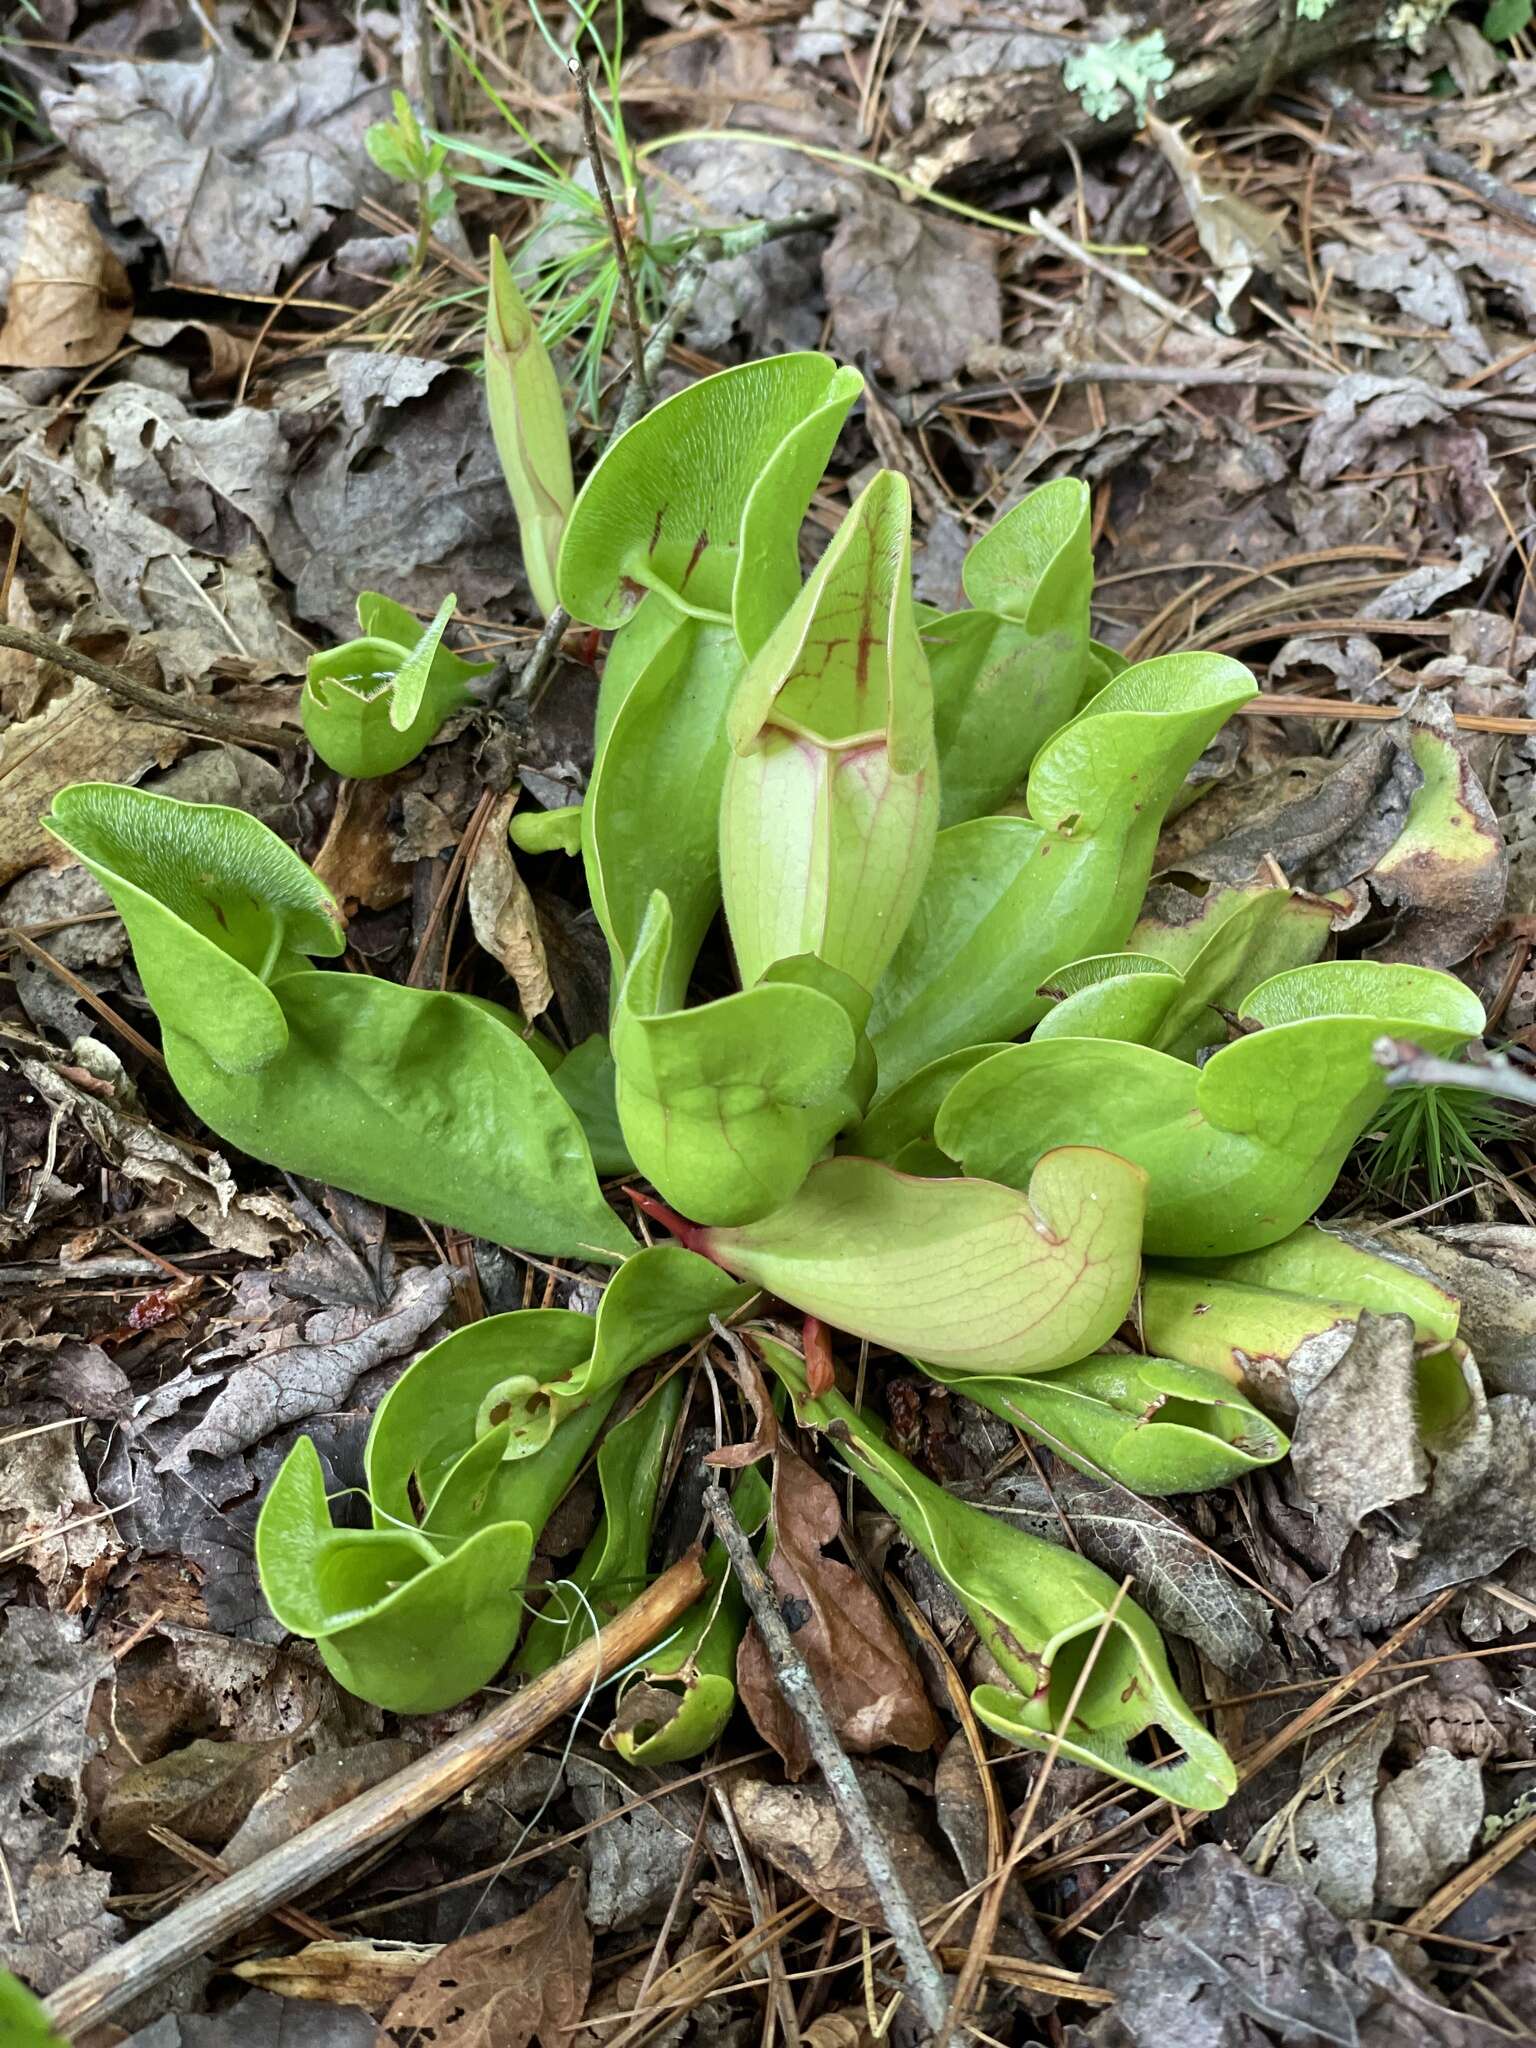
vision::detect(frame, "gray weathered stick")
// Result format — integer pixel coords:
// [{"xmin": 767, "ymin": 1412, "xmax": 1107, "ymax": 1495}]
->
[
  {"xmin": 1375, "ymin": 1037, "xmax": 1536, "ymax": 1111},
  {"xmin": 0, "ymin": 623, "xmax": 301, "ymax": 750},
  {"xmin": 571, "ymin": 56, "xmax": 648, "ymax": 405},
  {"xmin": 42, "ymin": 1552, "xmax": 707, "ymax": 2040},
  {"xmin": 703, "ymin": 1483, "xmax": 951, "ymax": 2036}
]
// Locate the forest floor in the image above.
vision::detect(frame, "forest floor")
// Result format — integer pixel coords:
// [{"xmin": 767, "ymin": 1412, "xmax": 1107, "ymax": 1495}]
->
[{"xmin": 8, "ymin": 2, "xmax": 1536, "ymax": 2043}]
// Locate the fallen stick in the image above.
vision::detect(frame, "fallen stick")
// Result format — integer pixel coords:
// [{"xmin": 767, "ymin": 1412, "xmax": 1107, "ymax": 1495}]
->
[
  {"xmin": 0, "ymin": 623, "xmax": 302, "ymax": 751},
  {"xmin": 702, "ymin": 1483, "xmax": 951, "ymax": 2037},
  {"xmin": 42, "ymin": 1550, "xmax": 708, "ymax": 2040}
]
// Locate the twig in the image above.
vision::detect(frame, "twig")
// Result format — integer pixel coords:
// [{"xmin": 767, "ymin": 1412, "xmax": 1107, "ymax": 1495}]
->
[
  {"xmin": 1026, "ymin": 209, "xmax": 1233, "ymax": 347},
  {"xmin": 42, "ymin": 1552, "xmax": 708, "ymax": 2039},
  {"xmin": 938, "ymin": 1580, "xmax": 1132, "ymax": 2047},
  {"xmin": 513, "ymin": 600, "xmax": 572, "ymax": 710},
  {"xmin": 915, "ymin": 359, "xmax": 1337, "ymax": 422},
  {"xmin": 1052, "ymin": 1586, "xmax": 1457, "ymax": 1938},
  {"xmin": 702, "ymin": 1485, "xmax": 950, "ymax": 2037},
  {"xmin": 1315, "ymin": 76, "xmax": 1536, "ymax": 236},
  {"xmin": 571, "ymin": 57, "xmax": 648, "ymax": 407},
  {"xmin": 1238, "ymin": 694, "xmax": 1536, "ymax": 739},
  {"xmin": 4, "ymin": 929, "xmax": 167, "ymax": 1069},
  {"xmin": 1405, "ymin": 1803, "xmax": 1536, "ymax": 1935},
  {"xmin": 0, "ymin": 624, "xmax": 301, "ymax": 751},
  {"xmin": 1374, "ymin": 1038, "xmax": 1536, "ymax": 1111}
]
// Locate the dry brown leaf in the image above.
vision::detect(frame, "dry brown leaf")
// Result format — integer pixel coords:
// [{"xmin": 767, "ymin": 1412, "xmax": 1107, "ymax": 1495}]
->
[
  {"xmin": 312, "ymin": 774, "xmax": 411, "ymax": 914},
  {"xmin": 222, "ymin": 1739, "xmax": 415, "ymax": 1869},
  {"xmin": 804, "ymin": 2017, "xmax": 876, "ymax": 2048},
  {"xmin": 234, "ymin": 1939, "xmax": 439, "ymax": 2016},
  {"xmin": 377, "ymin": 1871, "xmax": 592, "ymax": 2048},
  {"xmin": 468, "ymin": 790, "xmax": 554, "ymax": 1019},
  {"xmin": 95, "ymin": 1736, "xmax": 292, "ymax": 1855},
  {"xmin": 1147, "ymin": 115, "xmax": 1291, "ymax": 329},
  {"xmin": 0, "ymin": 582, "xmax": 55, "ymax": 723},
  {"xmin": 0, "ymin": 675, "xmax": 186, "ymax": 884},
  {"xmin": 0, "ymin": 193, "xmax": 132, "ymax": 369},
  {"xmin": 737, "ymin": 1437, "xmax": 940, "ymax": 1778},
  {"xmin": 729, "ymin": 1766, "xmax": 959, "ymax": 1930}
]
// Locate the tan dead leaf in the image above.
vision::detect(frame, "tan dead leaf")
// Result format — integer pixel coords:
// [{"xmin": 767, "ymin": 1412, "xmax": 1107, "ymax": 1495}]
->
[
  {"xmin": 234, "ymin": 1939, "xmax": 438, "ymax": 2015},
  {"xmin": 0, "ymin": 675, "xmax": 186, "ymax": 884},
  {"xmin": 468, "ymin": 788, "xmax": 554, "ymax": 1019},
  {"xmin": 804, "ymin": 2017, "xmax": 876, "ymax": 2048},
  {"xmin": 0, "ymin": 581, "xmax": 57, "ymax": 722},
  {"xmin": 129, "ymin": 315, "xmax": 252, "ymax": 393},
  {"xmin": 729, "ymin": 1766, "xmax": 960, "ymax": 1930},
  {"xmin": 96, "ymin": 1736, "xmax": 292, "ymax": 1854},
  {"xmin": 736, "ymin": 1436, "xmax": 940, "ymax": 1778},
  {"xmin": 223, "ymin": 1738, "xmax": 415, "ymax": 1869},
  {"xmin": 0, "ymin": 1429, "xmax": 118, "ymax": 1588},
  {"xmin": 1147, "ymin": 116, "xmax": 1291, "ymax": 331},
  {"xmin": 313, "ymin": 774, "xmax": 411, "ymax": 913},
  {"xmin": 0, "ymin": 193, "xmax": 133, "ymax": 369},
  {"xmin": 377, "ymin": 1870, "xmax": 592, "ymax": 2048},
  {"xmin": 16, "ymin": 1050, "xmax": 301, "ymax": 1258}
]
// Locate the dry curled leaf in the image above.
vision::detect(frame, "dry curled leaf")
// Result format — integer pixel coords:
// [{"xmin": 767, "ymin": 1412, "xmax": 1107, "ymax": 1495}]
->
[
  {"xmin": 736, "ymin": 1435, "xmax": 940, "ymax": 1777},
  {"xmin": 0, "ymin": 193, "xmax": 132, "ymax": 369},
  {"xmin": 468, "ymin": 790, "xmax": 554, "ymax": 1020},
  {"xmin": 234, "ymin": 1939, "xmax": 438, "ymax": 2017},
  {"xmin": 377, "ymin": 1871, "xmax": 592, "ymax": 2048}
]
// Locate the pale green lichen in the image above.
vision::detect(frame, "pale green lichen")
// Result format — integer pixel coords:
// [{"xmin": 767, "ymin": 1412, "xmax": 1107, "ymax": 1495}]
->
[
  {"xmin": 1383, "ymin": 0, "xmax": 1453, "ymax": 43},
  {"xmin": 1062, "ymin": 32, "xmax": 1175, "ymax": 124}
]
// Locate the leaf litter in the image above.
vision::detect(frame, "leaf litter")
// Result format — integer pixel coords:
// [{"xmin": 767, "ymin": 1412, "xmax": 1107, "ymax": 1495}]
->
[{"xmin": 7, "ymin": 2, "xmax": 1536, "ymax": 2042}]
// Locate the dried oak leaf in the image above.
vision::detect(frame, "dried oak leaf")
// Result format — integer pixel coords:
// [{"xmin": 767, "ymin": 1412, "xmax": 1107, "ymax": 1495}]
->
[
  {"xmin": 378, "ymin": 1871, "xmax": 592, "ymax": 2048},
  {"xmin": 737, "ymin": 1435, "xmax": 940, "ymax": 1778},
  {"xmin": 1244, "ymin": 1711, "xmax": 1393, "ymax": 1919},
  {"xmin": 222, "ymin": 1738, "xmax": 415, "ymax": 1871},
  {"xmin": 0, "ymin": 1607, "xmax": 118, "ymax": 1992},
  {"xmin": 121, "ymin": 1987, "xmax": 376, "ymax": 2046},
  {"xmin": 270, "ymin": 353, "xmax": 523, "ymax": 634},
  {"xmin": 974, "ymin": 1463, "xmax": 1270, "ymax": 1680},
  {"xmin": 1349, "ymin": 1222, "xmax": 1536, "ymax": 1397},
  {"xmin": 1373, "ymin": 1747, "xmax": 1484, "ymax": 1913},
  {"xmin": 96, "ymin": 1735, "xmax": 292, "ymax": 1856},
  {"xmin": 1287, "ymin": 1312, "xmax": 1431, "ymax": 1567},
  {"xmin": 160, "ymin": 1262, "xmax": 453, "ymax": 1471}
]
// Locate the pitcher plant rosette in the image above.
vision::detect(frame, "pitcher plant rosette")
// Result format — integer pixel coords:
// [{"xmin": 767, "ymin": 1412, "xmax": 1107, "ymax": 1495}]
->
[{"xmin": 44, "ymin": 332, "xmax": 1496, "ymax": 1811}]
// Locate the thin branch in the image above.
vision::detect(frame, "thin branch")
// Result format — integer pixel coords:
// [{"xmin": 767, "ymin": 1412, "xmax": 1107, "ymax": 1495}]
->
[
  {"xmin": 1315, "ymin": 75, "xmax": 1536, "ymax": 236},
  {"xmin": 571, "ymin": 56, "xmax": 648, "ymax": 406},
  {"xmin": 914, "ymin": 359, "xmax": 1337, "ymax": 423},
  {"xmin": 937, "ymin": 1579, "xmax": 1131, "ymax": 2046},
  {"xmin": 702, "ymin": 1484, "xmax": 950, "ymax": 2037},
  {"xmin": 42, "ymin": 1552, "xmax": 708, "ymax": 2039},
  {"xmin": 1375, "ymin": 1037, "xmax": 1536, "ymax": 1111},
  {"xmin": 0, "ymin": 624, "xmax": 302, "ymax": 751},
  {"xmin": 1026, "ymin": 207, "xmax": 1233, "ymax": 347}
]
